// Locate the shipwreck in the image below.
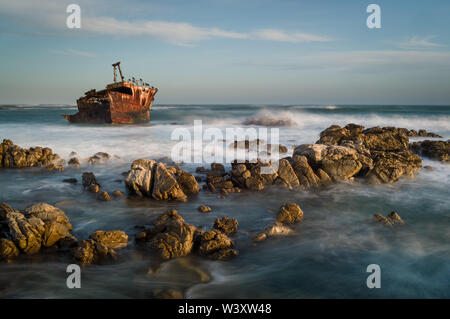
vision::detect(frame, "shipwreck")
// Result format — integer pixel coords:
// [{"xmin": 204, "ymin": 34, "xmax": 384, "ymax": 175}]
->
[{"xmin": 63, "ymin": 62, "xmax": 158, "ymax": 124}]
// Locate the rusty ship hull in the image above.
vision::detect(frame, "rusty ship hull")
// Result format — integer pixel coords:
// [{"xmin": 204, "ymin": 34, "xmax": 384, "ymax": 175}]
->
[{"xmin": 64, "ymin": 81, "xmax": 158, "ymax": 124}]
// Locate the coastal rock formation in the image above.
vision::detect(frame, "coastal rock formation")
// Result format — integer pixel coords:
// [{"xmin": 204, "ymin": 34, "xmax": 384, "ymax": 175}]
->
[
  {"xmin": 136, "ymin": 210, "xmax": 237, "ymax": 261},
  {"xmin": 276, "ymin": 203, "xmax": 304, "ymax": 225},
  {"xmin": 374, "ymin": 212, "xmax": 404, "ymax": 226},
  {"xmin": 72, "ymin": 230, "xmax": 128, "ymax": 265},
  {"xmin": 88, "ymin": 152, "xmax": 111, "ymax": 165},
  {"xmin": 68, "ymin": 157, "xmax": 80, "ymax": 168},
  {"xmin": 136, "ymin": 210, "xmax": 197, "ymax": 260},
  {"xmin": 0, "ymin": 203, "xmax": 76, "ymax": 259},
  {"xmin": 213, "ymin": 217, "xmax": 238, "ymax": 234},
  {"xmin": 196, "ymin": 230, "xmax": 238, "ymax": 260},
  {"xmin": 0, "ymin": 139, "xmax": 64, "ymax": 170},
  {"xmin": 410, "ymin": 140, "xmax": 449, "ymax": 162},
  {"xmin": 198, "ymin": 205, "xmax": 212, "ymax": 213},
  {"xmin": 254, "ymin": 203, "xmax": 303, "ymax": 242},
  {"xmin": 125, "ymin": 159, "xmax": 198, "ymax": 201}
]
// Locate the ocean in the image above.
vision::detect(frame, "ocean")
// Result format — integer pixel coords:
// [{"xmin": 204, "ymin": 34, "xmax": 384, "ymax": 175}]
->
[{"xmin": 0, "ymin": 104, "xmax": 449, "ymax": 298}]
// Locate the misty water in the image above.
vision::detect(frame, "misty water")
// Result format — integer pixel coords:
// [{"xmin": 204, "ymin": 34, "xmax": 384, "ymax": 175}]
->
[{"xmin": 0, "ymin": 104, "xmax": 449, "ymax": 298}]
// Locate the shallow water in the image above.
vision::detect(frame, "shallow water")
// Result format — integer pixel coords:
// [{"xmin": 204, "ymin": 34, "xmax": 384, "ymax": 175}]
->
[{"xmin": 0, "ymin": 104, "xmax": 449, "ymax": 298}]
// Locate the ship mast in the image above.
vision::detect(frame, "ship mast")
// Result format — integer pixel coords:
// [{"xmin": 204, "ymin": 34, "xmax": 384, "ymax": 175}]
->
[{"xmin": 112, "ymin": 62, "xmax": 124, "ymax": 82}]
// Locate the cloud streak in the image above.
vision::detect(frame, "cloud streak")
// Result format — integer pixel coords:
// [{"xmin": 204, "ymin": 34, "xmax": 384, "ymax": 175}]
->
[
  {"xmin": 398, "ymin": 36, "xmax": 443, "ymax": 49},
  {"xmin": 49, "ymin": 49, "xmax": 96, "ymax": 57}
]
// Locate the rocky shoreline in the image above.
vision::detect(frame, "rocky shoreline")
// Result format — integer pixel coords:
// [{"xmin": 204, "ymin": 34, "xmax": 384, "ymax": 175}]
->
[{"xmin": 1, "ymin": 123, "xmax": 449, "ymax": 298}]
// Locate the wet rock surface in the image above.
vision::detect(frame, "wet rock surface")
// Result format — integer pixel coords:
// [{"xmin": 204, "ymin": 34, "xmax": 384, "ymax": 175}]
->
[
  {"xmin": 213, "ymin": 217, "xmax": 238, "ymax": 234},
  {"xmin": 0, "ymin": 139, "xmax": 64, "ymax": 170},
  {"xmin": 410, "ymin": 140, "xmax": 449, "ymax": 162},
  {"xmin": 125, "ymin": 159, "xmax": 198, "ymax": 201},
  {"xmin": 0, "ymin": 203, "xmax": 76, "ymax": 259},
  {"xmin": 374, "ymin": 212, "xmax": 404, "ymax": 227},
  {"xmin": 136, "ymin": 210, "xmax": 238, "ymax": 261},
  {"xmin": 71, "ymin": 230, "xmax": 128, "ymax": 265}
]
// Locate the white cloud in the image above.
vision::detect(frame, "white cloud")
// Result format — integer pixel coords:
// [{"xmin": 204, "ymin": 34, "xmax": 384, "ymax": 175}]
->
[
  {"xmin": 398, "ymin": 36, "xmax": 443, "ymax": 49},
  {"xmin": 49, "ymin": 49, "xmax": 96, "ymax": 57},
  {"xmin": 0, "ymin": 0, "xmax": 332, "ymax": 46},
  {"xmin": 252, "ymin": 29, "xmax": 333, "ymax": 43}
]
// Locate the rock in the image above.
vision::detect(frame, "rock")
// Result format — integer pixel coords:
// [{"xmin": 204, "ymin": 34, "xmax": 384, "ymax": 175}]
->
[
  {"xmin": 423, "ymin": 165, "xmax": 434, "ymax": 171},
  {"xmin": 213, "ymin": 217, "xmax": 238, "ymax": 234},
  {"xmin": 89, "ymin": 230, "xmax": 128, "ymax": 249},
  {"xmin": 152, "ymin": 289, "xmax": 183, "ymax": 299},
  {"xmin": 88, "ymin": 184, "xmax": 100, "ymax": 193},
  {"xmin": 88, "ymin": 152, "xmax": 110, "ymax": 165},
  {"xmin": 275, "ymin": 159, "xmax": 300, "ymax": 188},
  {"xmin": 410, "ymin": 140, "xmax": 449, "ymax": 162},
  {"xmin": 112, "ymin": 190, "xmax": 124, "ymax": 198},
  {"xmin": 141, "ymin": 210, "xmax": 198, "ymax": 260},
  {"xmin": 176, "ymin": 172, "xmax": 200, "ymax": 195},
  {"xmin": 374, "ymin": 211, "xmax": 404, "ymax": 226},
  {"xmin": 0, "ymin": 139, "xmax": 64, "ymax": 169},
  {"xmin": 253, "ymin": 223, "xmax": 293, "ymax": 242},
  {"xmin": 198, "ymin": 205, "xmax": 212, "ymax": 213},
  {"xmin": 68, "ymin": 157, "xmax": 80, "ymax": 168},
  {"xmin": 243, "ymin": 117, "xmax": 296, "ymax": 127},
  {"xmin": 407, "ymin": 129, "xmax": 442, "ymax": 138},
  {"xmin": 195, "ymin": 166, "xmax": 206, "ymax": 173},
  {"xmin": 244, "ymin": 176, "xmax": 264, "ymax": 191},
  {"xmin": 366, "ymin": 150, "xmax": 422, "ymax": 183},
  {"xmin": 125, "ymin": 159, "xmax": 155, "ymax": 196},
  {"xmin": 211, "ymin": 163, "xmax": 225, "ymax": 172},
  {"xmin": 276, "ymin": 203, "xmax": 304, "ymax": 225},
  {"xmin": 291, "ymin": 155, "xmax": 320, "ymax": 188},
  {"xmin": 0, "ymin": 238, "xmax": 19, "ymax": 260},
  {"xmin": 63, "ymin": 178, "xmax": 77, "ymax": 183},
  {"xmin": 97, "ymin": 191, "xmax": 111, "ymax": 201},
  {"xmin": 196, "ymin": 230, "xmax": 238, "ymax": 260},
  {"xmin": 152, "ymin": 163, "xmax": 187, "ymax": 201},
  {"xmin": 82, "ymin": 172, "xmax": 99, "ymax": 188},
  {"xmin": 72, "ymin": 230, "xmax": 128, "ymax": 265},
  {"xmin": 0, "ymin": 203, "xmax": 74, "ymax": 256}
]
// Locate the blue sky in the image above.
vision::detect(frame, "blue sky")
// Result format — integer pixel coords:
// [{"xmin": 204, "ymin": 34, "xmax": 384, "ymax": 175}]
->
[{"xmin": 1, "ymin": 0, "xmax": 450, "ymax": 105}]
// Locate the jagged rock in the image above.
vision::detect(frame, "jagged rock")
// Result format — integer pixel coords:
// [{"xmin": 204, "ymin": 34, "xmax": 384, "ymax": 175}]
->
[
  {"xmin": 291, "ymin": 155, "xmax": 320, "ymax": 188},
  {"xmin": 0, "ymin": 203, "xmax": 74, "ymax": 257},
  {"xmin": 213, "ymin": 217, "xmax": 238, "ymax": 234},
  {"xmin": 211, "ymin": 163, "xmax": 225, "ymax": 172},
  {"xmin": 276, "ymin": 203, "xmax": 304, "ymax": 225},
  {"xmin": 253, "ymin": 223, "xmax": 293, "ymax": 242},
  {"xmin": 0, "ymin": 139, "xmax": 64, "ymax": 169},
  {"xmin": 366, "ymin": 150, "xmax": 422, "ymax": 183},
  {"xmin": 374, "ymin": 212, "xmax": 404, "ymax": 226},
  {"xmin": 407, "ymin": 129, "xmax": 441, "ymax": 138},
  {"xmin": 0, "ymin": 238, "xmax": 19, "ymax": 260},
  {"xmin": 125, "ymin": 159, "xmax": 155, "ymax": 196},
  {"xmin": 410, "ymin": 140, "xmax": 449, "ymax": 162},
  {"xmin": 139, "ymin": 210, "xmax": 198, "ymax": 260},
  {"xmin": 196, "ymin": 230, "xmax": 238, "ymax": 260},
  {"xmin": 88, "ymin": 184, "xmax": 100, "ymax": 193},
  {"xmin": 198, "ymin": 205, "xmax": 211, "ymax": 213},
  {"xmin": 72, "ymin": 230, "xmax": 128, "ymax": 265},
  {"xmin": 152, "ymin": 163, "xmax": 187, "ymax": 201},
  {"xmin": 244, "ymin": 176, "xmax": 264, "ymax": 191},
  {"xmin": 275, "ymin": 159, "xmax": 300, "ymax": 188},
  {"xmin": 177, "ymin": 172, "xmax": 200, "ymax": 195}
]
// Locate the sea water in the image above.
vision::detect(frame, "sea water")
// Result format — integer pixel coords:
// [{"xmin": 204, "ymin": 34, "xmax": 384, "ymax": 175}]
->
[{"xmin": 0, "ymin": 104, "xmax": 449, "ymax": 298}]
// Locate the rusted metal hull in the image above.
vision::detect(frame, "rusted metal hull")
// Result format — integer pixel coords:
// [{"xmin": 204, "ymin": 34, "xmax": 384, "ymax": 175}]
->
[{"xmin": 63, "ymin": 81, "xmax": 157, "ymax": 124}]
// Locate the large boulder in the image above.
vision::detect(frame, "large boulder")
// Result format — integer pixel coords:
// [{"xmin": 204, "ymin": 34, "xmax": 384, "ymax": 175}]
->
[
  {"xmin": 291, "ymin": 155, "xmax": 321, "ymax": 188},
  {"xmin": 125, "ymin": 159, "xmax": 155, "ymax": 196},
  {"xmin": 367, "ymin": 150, "xmax": 422, "ymax": 183},
  {"xmin": 137, "ymin": 210, "xmax": 198, "ymax": 260},
  {"xmin": 125, "ymin": 159, "xmax": 196, "ymax": 201},
  {"xmin": 0, "ymin": 238, "xmax": 20, "ymax": 260},
  {"xmin": 275, "ymin": 159, "xmax": 300, "ymax": 188},
  {"xmin": 213, "ymin": 217, "xmax": 238, "ymax": 235},
  {"xmin": 0, "ymin": 203, "xmax": 75, "ymax": 257}
]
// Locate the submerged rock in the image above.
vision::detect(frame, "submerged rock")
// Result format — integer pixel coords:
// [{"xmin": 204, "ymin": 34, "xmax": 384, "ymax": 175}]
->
[
  {"xmin": 198, "ymin": 205, "xmax": 212, "ymax": 213},
  {"xmin": 374, "ymin": 212, "xmax": 404, "ymax": 226},
  {"xmin": 196, "ymin": 230, "xmax": 238, "ymax": 260}
]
